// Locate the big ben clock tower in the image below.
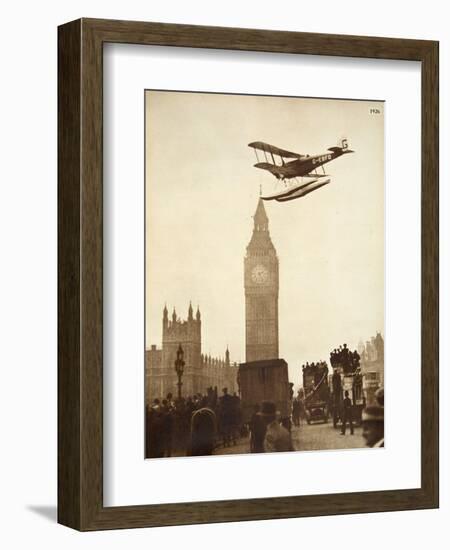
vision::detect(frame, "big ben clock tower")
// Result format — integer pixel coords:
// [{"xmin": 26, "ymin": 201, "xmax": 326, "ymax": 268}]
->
[{"xmin": 244, "ymin": 198, "xmax": 279, "ymax": 362}]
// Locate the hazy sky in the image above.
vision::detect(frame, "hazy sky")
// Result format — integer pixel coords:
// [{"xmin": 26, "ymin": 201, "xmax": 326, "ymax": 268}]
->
[{"xmin": 145, "ymin": 91, "xmax": 384, "ymax": 387}]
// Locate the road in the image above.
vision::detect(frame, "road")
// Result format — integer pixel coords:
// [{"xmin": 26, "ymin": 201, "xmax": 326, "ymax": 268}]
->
[{"xmin": 213, "ymin": 420, "xmax": 366, "ymax": 455}]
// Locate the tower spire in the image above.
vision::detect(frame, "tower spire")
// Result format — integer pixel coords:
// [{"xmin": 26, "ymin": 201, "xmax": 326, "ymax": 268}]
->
[
  {"xmin": 163, "ymin": 303, "xmax": 168, "ymax": 330},
  {"xmin": 253, "ymin": 198, "xmax": 269, "ymax": 231}
]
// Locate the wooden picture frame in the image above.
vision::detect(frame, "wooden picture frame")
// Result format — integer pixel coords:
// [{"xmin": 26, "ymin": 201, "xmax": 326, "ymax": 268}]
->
[{"xmin": 58, "ymin": 18, "xmax": 439, "ymax": 531}]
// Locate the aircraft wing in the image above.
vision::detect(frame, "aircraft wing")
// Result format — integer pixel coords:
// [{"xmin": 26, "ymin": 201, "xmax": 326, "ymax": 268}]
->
[
  {"xmin": 248, "ymin": 141, "xmax": 303, "ymax": 159},
  {"xmin": 254, "ymin": 162, "xmax": 283, "ymax": 176}
]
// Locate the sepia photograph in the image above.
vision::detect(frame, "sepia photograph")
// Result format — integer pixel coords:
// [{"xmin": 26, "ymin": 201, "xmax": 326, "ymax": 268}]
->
[{"xmin": 145, "ymin": 90, "xmax": 385, "ymax": 459}]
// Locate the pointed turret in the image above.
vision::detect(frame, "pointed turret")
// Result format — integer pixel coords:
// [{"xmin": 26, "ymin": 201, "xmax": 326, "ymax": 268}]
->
[
  {"xmin": 188, "ymin": 301, "xmax": 193, "ymax": 321},
  {"xmin": 196, "ymin": 305, "xmax": 201, "ymax": 321},
  {"xmin": 225, "ymin": 346, "xmax": 230, "ymax": 366},
  {"xmin": 163, "ymin": 303, "xmax": 169, "ymax": 330},
  {"xmin": 172, "ymin": 307, "xmax": 177, "ymax": 323}
]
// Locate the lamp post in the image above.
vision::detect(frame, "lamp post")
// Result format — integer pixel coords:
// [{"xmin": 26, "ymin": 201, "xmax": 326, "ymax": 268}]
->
[{"xmin": 174, "ymin": 344, "xmax": 185, "ymax": 401}]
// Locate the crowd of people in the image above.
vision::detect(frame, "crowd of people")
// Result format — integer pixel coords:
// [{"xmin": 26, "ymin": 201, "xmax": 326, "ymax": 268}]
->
[
  {"xmin": 146, "ymin": 386, "xmax": 297, "ymax": 457},
  {"xmin": 301, "ymin": 360, "xmax": 328, "ymax": 372},
  {"xmin": 146, "ymin": 384, "xmax": 385, "ymax": 458},
  {"xmin": 330, "ymin": 344, "xmax": 360, "ymax": 373},
  {"xmin": 145, "ymin": 387, "xmax": 242, "ymax": 458}
]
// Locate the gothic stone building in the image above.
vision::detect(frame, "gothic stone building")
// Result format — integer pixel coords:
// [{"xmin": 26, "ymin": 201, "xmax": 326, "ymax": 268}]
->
[
  {"xmin": 244, "ymin": 198, "xmax": 279, "ymax": 362},
  {"xmin": 358, "ymin": 332, "xmax": 384, "ymax": 405},
  {"xmin": 145, "ymin": 303, "xmax": 238, "ymax": 405}
]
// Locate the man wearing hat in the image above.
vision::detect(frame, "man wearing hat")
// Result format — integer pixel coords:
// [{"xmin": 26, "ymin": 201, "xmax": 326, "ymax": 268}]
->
[
  {"xmin": 249, "ymin": 404, "xmax": 266, "ymax": 453},
  {"xmin": 340, "ymin": 390, "xmax": 354, "ymax": 435},
  {"xmin": 362, "ymin": 405, "xmax": 384, "ymax": 448},
  {"xmin": 261, "ymin": 401, "xmax": 293, "ymax": 453},
  {"xmin": 375, "ymin": 387, "xmax": 384, "ymax": 407},
  {"xmin": 219, "ymin": 387, "xmax": 234, "ymax": 447},
  {"xmin": 189, "ymin": 407, "xmax": 217, "ymax": 456}
]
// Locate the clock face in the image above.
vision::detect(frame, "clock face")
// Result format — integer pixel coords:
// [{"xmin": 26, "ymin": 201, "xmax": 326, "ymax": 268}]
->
[{"xmin": 251, "ymin": 264, "xmax": 269, "ymax": 284}]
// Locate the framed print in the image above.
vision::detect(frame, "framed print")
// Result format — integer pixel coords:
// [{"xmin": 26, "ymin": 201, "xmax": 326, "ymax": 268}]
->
[{"xmin": 58, "ymin": 18, "xmax": 439, "ymax": 530}]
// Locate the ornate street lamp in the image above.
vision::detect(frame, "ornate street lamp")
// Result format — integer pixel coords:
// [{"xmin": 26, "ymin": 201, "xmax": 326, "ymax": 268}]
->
[{"xmin": 174, "ymin": 344, "xmax": 185, "ymax": 400}]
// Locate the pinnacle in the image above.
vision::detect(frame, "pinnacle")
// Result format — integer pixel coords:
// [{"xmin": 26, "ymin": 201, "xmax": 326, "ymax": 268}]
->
[{"xmin": 254, "ymin": 198, "xmax": 268, "ymax": 228}]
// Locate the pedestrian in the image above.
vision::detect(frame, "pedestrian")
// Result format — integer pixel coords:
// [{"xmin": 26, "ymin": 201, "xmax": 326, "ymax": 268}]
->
[
  {"xmin": 152, "ymin": 398, "xmax": 161, "ymax": 408},
  {"xmin": 230, "ymin": 392, "xmax": 241, "ymax": 444},
  {"xmin": 183, "ymin": 397, "xmax": 195, "ymax": 453},
  {"xmin": 292, "ymin": 398, "xmax": 300, "ymax": 427},
  {"xmin": 249, "ymin": 404, "xmax": 266, "ymax": 453},
  {"xmin": 190, "ymin": 407, "xmax": 217, "ymax": 456},
  {"xmin": 160, "ymin": 399, "xmax": 174, "ymax": 457},
  {"xmin": 362, "ymin": 405, "xmax": 384, "ymax": 447},
  {"xmin": 261, "ymin": 401, "xmax": 294, "ymax": 452},
  {"xmin": 340, "ymin": 390, "xmax": 354, "ymax": 435},
  {"xmin": 298, "ymin": 395, "xmax": 305, "ymax": 426},
  {"xmin": 375, "ymin": 387, "xmax": 384, "ymax": 407},
  {"xmin": 219, "ymin": 387, "xmax": 234, "ymax": 447},
  {"xmin": 281, "ymin": 416, "xmax": 291, "ymax": 432},
  {"xmin": 332, "ymin": 369, "xmax": 342, "ymax": 428},
  {"xmin": 172, "ymin": 398, "xmax": 185, "ymax": 452},
  {"xmin": 146, "ymin": 404, "xmax": 164, "ymax": 458}
]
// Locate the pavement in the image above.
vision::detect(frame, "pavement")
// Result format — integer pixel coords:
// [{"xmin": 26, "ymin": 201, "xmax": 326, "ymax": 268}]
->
[{"xmin": 213, "ymin": 420, "xmax": 366, "ymax": 455}]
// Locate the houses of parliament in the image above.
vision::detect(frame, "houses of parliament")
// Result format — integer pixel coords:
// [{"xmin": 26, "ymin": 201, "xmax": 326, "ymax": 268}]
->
[
  {"xmin": 145, "ymin": 304, "xmax": 239, "ymax": 404},
  {"xmin": 145, "ymin": 198, "xmax": 280, "ymax": 404}
]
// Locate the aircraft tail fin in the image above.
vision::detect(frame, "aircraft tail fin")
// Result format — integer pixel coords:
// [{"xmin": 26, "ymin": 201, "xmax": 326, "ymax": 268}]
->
[{"xmin": 328, "ymin": 138, "xmax": 354, "ymax": 153}]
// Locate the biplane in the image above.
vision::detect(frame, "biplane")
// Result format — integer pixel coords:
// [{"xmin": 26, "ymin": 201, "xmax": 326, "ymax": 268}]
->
[{"xmin": 248, "ymin": 138, "xmax": 354, "ymax": 202}]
